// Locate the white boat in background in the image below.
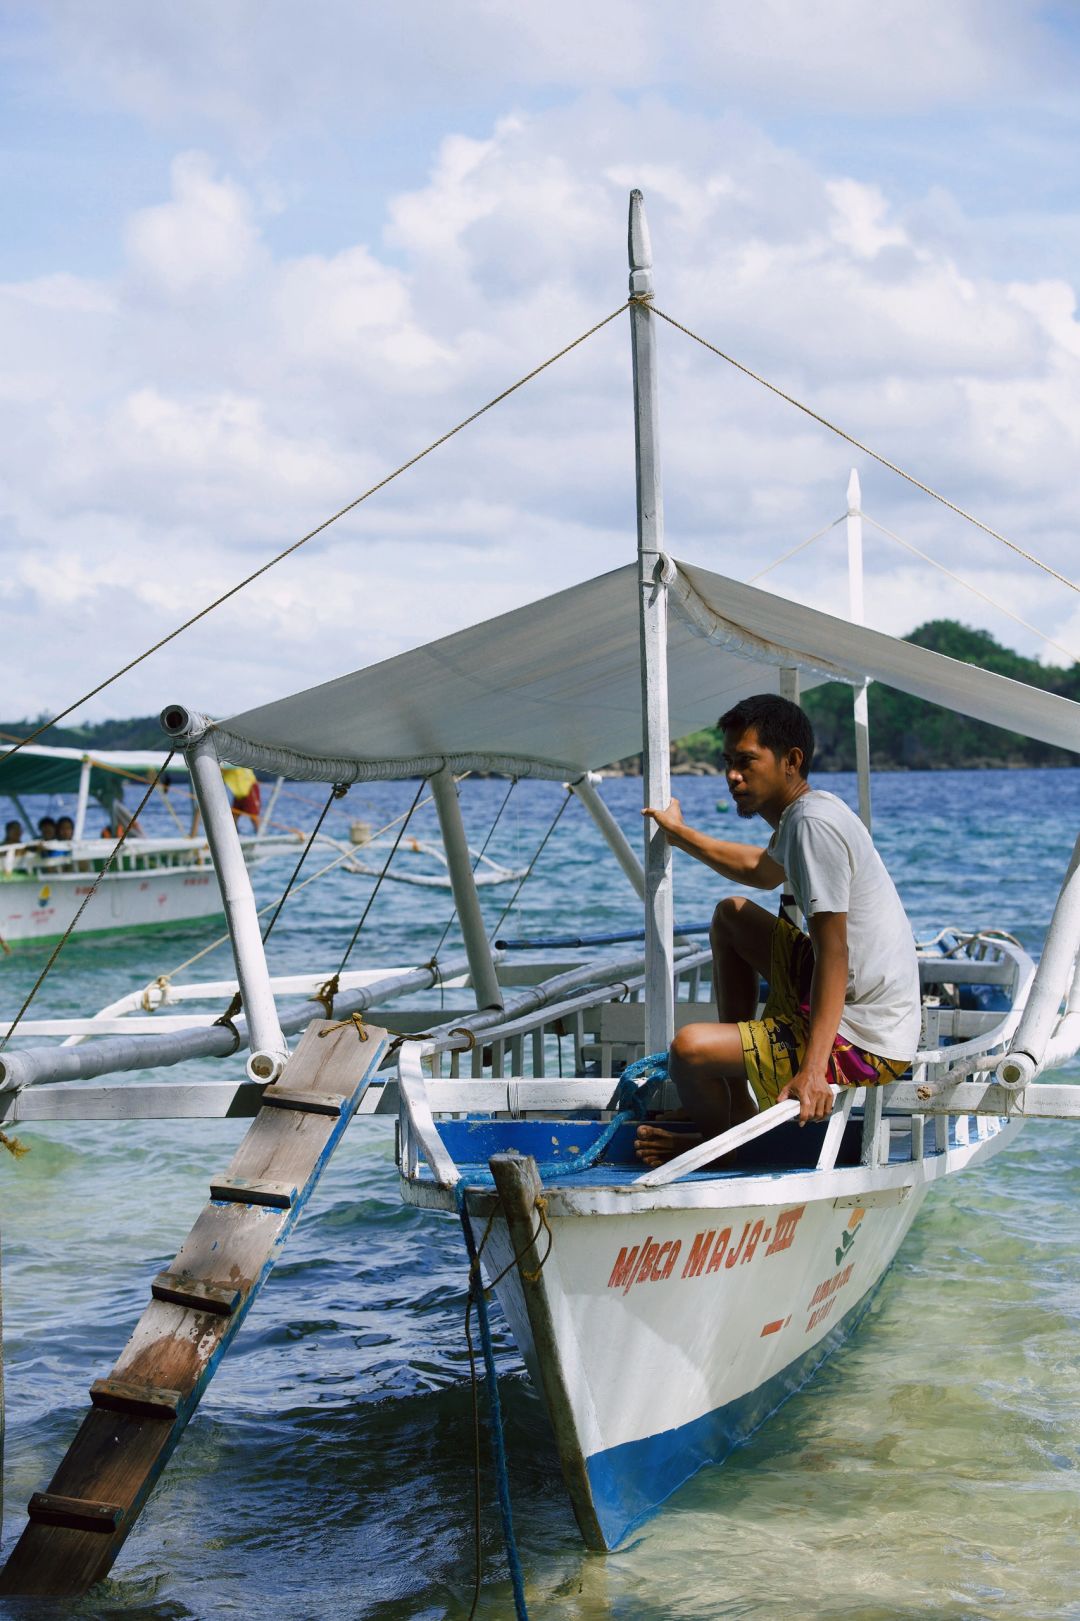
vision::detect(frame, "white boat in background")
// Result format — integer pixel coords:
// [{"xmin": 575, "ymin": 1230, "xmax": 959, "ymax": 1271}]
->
[
  {"xmin": 0, "ymin": 744, "xmax": 308, "ymax": 949},
  {"xmin": 0, "ymin": 745, "xmax": 525, "ymax": 951},
  {"xmin": 2, "ymin": 192, "xmax": 1079, "ymax": 1610}
]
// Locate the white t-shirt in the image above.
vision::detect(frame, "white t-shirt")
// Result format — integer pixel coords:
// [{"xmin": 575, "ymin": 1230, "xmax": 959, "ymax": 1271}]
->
[{"xmin": 768, "ymin": 789, "xmax": 921, "ymax": 1060}]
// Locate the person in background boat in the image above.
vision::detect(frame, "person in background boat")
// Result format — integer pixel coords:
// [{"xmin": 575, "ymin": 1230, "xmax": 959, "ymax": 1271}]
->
[
  {"xmin": 637, "ymin": 694, "xmax": 920, "ymax": 1161},
  {"xmin": 3, "ymin": 820, "xmax": 22, "ymax": 846},
  {"xmin": 188, "ymin": 766, "xmax": 262, "ymax": 836},
  {"xmin": 55, "ymin": 815, "xmax": 74, "ymax": 842},
  {"xmin": 223, "ymin": 766, "xmax": 261, "ymax": 832},
  {"xmin": 37, "ymin": 815, "xmax": 57, "ymax": 843}
]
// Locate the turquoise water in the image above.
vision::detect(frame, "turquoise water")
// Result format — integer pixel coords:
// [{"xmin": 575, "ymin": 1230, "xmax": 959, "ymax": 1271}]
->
[{"xmin": 1, "ymin": 771, "xmax": 1078, "ymax": 1620}]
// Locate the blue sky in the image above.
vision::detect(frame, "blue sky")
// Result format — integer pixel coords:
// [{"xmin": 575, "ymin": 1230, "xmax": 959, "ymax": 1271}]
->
[{"xmin": 2, "ymin": 1, "xmax": 1080, "ymax": 722}]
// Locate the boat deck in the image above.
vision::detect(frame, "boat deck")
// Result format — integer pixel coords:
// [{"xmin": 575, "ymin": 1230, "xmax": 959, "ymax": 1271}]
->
[{"xmin": 429, "ymin": 1112, "xmax": 939, "ymax": 1189}]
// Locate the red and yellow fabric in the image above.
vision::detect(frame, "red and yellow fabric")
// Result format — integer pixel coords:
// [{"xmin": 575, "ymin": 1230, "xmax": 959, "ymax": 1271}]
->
[{"xmin": 737, "ymin": 916, "xmax": 910, "ymax": 1109}]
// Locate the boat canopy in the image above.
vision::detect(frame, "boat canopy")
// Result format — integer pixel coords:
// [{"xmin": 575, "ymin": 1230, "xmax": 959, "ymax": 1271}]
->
[
  {"xmin": 0, "ymin": 744, "xmax": 187, "ymax": 810},
  {"xmin": 196, "ymin": 560, "xmax": 1080, "ymax": 782}
]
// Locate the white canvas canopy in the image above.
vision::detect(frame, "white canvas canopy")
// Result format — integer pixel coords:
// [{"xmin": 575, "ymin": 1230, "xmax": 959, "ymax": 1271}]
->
[{"xmin": 188, "ymin": 560, "xmax": 1079, "ymax": 781}]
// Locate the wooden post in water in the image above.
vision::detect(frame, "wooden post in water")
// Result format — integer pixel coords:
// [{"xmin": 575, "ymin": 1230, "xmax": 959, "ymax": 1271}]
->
[
  {"xmin": 846, "ymin": 470, "xmax": 873, "ymax": 832},
  {"xmin": 628, "ymin": 190, "xmax": 675, "ymax": 1055}
]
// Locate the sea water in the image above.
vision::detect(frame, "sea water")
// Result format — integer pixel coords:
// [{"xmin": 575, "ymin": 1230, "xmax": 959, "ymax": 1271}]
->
[{"xmin": 0, "ymin": 771, "xmax": 1078, "ymax": 1621}]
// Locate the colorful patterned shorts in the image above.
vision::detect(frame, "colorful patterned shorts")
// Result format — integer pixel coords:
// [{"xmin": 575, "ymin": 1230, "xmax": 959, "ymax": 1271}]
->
[{"xmin": 736, "ymin": 916, "xmax": 910, "ymax": 1109}]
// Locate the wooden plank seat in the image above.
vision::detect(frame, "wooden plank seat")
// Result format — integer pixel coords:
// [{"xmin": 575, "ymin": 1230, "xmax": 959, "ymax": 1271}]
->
[{"xmin": 0, "ymin": 1018, "xmax": 388, "ymax": 1599}]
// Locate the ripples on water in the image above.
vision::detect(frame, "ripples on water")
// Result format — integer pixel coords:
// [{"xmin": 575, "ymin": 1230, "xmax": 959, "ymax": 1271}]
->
[{"xmin": 1, "ymin": 771, "xmax": 1079, "ymax": 1620}]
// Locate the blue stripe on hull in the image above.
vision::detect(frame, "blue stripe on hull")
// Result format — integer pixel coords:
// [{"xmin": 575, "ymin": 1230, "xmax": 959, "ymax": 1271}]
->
[{"xmin": 585, "ymin": 1285, "xmax": 879, "ymax": 1548}]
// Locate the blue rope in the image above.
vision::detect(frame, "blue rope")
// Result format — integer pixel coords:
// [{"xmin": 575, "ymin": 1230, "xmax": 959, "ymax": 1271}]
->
[
  {"xmin": 456, "ymin": 1183, "xmax": 529, "ymax": 1620},
  {"xmin": 611, "ymin": 1049, "xmax": 670, "ymax": 1116},
  {"xmin": 447, "ymin": 1049, "xmax": 670, "ymax": 1614}
]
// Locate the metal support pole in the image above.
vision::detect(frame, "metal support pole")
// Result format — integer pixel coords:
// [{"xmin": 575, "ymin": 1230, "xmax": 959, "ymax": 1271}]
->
[
  {"xmin": 997, "ymin": 830, "xmax": 1080, "ymax": 1087},
  {"xmin": 629, "ymin": 189, "xmax": 675, "ymax": 1054},
  {"xmin": 847, "ymin": 470, "xmax": 873, "ymax": 832},
  {"xmin": 254, "ymin": 774, "xmax": 284, "ymax": 843},
  {"xmin": 430, "ymin": 767, "xmax": 504, "ymax": 1012},
  {"xmin": 570, "ymin": 774, "xmax": 646, "ymax": 899},
  {"xmin": 72, "ymin": 758, "xmax": 92, "ymax": 843},
  {"xmin": 779, "ymin": 667, "xmax": 800, "ymax": 705},
  {"xmin": 186, "ymin": 737, "xmax": 287, "ymax": 1081}
]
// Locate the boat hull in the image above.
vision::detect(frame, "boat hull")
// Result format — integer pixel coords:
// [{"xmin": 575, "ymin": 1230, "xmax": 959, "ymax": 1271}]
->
[
  {"xmin": 0, "ymin": 866, "xmax": 223, "ymax": 948},
  {"xmin": 475, "ymin": 1117, "xmax": 1020, "ymax": 1548}
]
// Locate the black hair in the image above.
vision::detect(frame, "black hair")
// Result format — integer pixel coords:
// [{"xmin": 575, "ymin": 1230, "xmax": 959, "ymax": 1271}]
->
[{"xmin": 717, "ymin": 693, "xmax": 815, "ymax": 778}]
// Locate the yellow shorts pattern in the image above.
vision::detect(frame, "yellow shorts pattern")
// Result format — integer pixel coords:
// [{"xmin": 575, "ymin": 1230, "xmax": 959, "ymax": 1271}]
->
[{"xmin": 736, "ymin": 916, "xmax": 910, "ymax": 1109}]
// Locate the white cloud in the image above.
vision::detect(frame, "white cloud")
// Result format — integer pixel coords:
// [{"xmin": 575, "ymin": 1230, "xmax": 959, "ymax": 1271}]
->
[
  {"xmin": 37, "ymin": 0, "xmax": 1064, "ymax": 144},
  {"xmin": 3, "ymin": 89, "xmax": 1080, "ymax": 727},
  {"xmin": 125, "ymin": 152, "xmax": 260, "ymax": 295}
]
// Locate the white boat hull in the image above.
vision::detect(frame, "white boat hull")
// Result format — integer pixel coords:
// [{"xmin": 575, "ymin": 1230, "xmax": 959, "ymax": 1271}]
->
[
  {"xmin": 0, "ymin": 865, "xmax": 222, "ymax": 948},
  {"xmin": 470, "ymin": 1114, "xmax": 1021, "ymax": 1548}
]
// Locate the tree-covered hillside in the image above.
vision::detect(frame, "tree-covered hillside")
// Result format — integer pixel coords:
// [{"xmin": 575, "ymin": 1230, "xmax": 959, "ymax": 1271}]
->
[{"xmin": 665, "ymin": 619, "xmax": 1078, "ymax": 773}]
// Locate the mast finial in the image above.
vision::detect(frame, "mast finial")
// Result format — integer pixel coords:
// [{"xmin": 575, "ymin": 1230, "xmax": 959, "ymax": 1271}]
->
[
  {"xmin": 847, "ymin": 467, "xmax": 861, "ymax": 513},
  {"xmin": 628, "ymin": 190, "xmax": 653, "ymax": 297}
]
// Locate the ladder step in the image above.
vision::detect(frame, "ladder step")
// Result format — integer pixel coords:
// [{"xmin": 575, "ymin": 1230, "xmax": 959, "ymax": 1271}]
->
[
  {"xmin": 209, "ymin": 1176, "xmax": 297, "ymax": 1209},
  {"xmin": 89, "ymin": 1378, "xmax": 182, "ymax": 1419},
  {"xmin": 27, "ymin": 1493, "xmax": 126, "ymax": 1534},
  {"xmin": 151, "ymin": 1271, "xmax": 242, "ymax": 1316},
  {"xmin": 261, "ymin": 1085, "xmax": 345, "ymax": 1117}
]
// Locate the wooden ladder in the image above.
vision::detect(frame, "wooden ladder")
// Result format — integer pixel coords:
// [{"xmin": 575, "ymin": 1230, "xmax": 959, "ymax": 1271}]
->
[{"xmin": 0, "ymin": 1017, "xmax": 389, "ymax": 1598}]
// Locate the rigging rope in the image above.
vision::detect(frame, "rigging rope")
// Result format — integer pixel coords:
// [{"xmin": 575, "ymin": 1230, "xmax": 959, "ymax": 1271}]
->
[
  {"xmin": 456, "ymin": 1185, "xmax": 531, "ymax": 1621},
  {"xmin": 645, "ymin": 302, "xmax": 1080, "ymax": 597},
  {"xmin": 0, "ymin": 756, "xmax": 174, "ymax": 1055},
  {"xmin": 259, "ymin": 782, "xmax": 347, "ymax": 946},
  {"xmin": 0, "ymin": 303, "xmax": 630, "ymax": 766},
  {"xmin": 143, "ymin": 790, "xmax": 438, "ymax": 991},
  {"xmin": 313, "ymin": 779, "xmax": 429, "ymax": 1017},
  {"xmin": 746, "ymin": 514, "xmax": 845, "ymax": 584},
  {"xmin": 489, "ymin": 788, "xmax": 574, "ymax": 944},
  {"xmin": 861, "ymin": 510, "xmax": 1079, "ymax": 666},
  {"xmin": 431, "ymin": 777, "xmax": 518, "ymax": 961}
]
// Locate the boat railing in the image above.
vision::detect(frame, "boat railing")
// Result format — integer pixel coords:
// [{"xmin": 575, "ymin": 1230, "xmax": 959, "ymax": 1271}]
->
[
  {"xmin": 395, "ymin": 928, "xmax": 1077, "ymax": 1192},
  {"xmin": 0, "ymin": 831, "xmax": 307, "ymax": 879}
]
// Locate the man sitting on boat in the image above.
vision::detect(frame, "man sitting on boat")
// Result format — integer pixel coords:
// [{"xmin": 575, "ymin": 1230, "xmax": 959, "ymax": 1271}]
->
[{"xmin": 637, "ymin": 694, "xmax": 920, "ymax": 1163}]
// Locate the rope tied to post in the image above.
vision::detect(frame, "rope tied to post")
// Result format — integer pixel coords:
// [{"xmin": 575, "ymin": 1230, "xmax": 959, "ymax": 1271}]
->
[
  {"xmin": 212, "ymin": 991, "xmax": 244, "ymax": 1052},
  {"xmin": 317, "ymin": 1011, "xmax": 369, "ymax": 1042}
]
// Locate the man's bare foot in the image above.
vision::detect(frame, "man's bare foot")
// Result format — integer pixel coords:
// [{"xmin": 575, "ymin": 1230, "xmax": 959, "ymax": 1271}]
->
[{"xmin": 634, "ymin": 1121, "xmax": 703, "ymax": 1168}]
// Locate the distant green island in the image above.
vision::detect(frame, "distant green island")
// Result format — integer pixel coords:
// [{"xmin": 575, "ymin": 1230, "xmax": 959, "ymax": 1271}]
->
[
  {"xmin": 4, "ymin": 618, "xmax": 1076, "ymax": 774},
  {"xmin": 646, "ymin": 618, "xmax": 1077, "ymax": 774}
]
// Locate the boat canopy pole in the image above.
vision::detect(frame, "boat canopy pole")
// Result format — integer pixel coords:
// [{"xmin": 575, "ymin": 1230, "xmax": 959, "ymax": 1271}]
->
[
  {"xmin": 254, "ymin": 775, "xmax": 284, "ymax": 842},
  {"xmin": 186, "ymin": 734, "xmax": 288, "ymax": 1081},
  {"xmin": 629, "ymin": 189, "xmax": 675, "ymax": 1053},
  {"xmin": 72, "ymin": 758, "xmax": 92, "ymax": 842},
  {"xmin": 570, "ymin": 774, "xmax": 646, "ymax": 899},
  {"xmin": 997, "ymin": 830, "xmax": 1080, "ymax": 1086},
  {"xmin": 847, "ymin": 470, "xmax": 873, "ymax": 832},
  {"xmin": 430, "ymin": 766, "xmax": 504, "ymax": 1011}
]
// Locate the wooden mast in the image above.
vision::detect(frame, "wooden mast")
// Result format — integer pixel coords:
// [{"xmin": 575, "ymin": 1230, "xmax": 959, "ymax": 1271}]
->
[{"xmin": 628, "ymin": 190, "xmax": 675, "ymax": 1054}]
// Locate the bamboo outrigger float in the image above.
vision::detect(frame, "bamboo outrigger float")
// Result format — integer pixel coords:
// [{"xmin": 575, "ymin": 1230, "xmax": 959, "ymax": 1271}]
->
[{"xmin": 2, "ymin": 192, "xmax": 1079, "ymax": 1604}]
